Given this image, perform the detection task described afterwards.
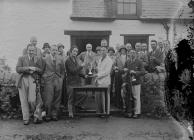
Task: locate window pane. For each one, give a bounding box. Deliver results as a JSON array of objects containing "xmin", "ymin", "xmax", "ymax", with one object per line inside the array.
[
  {"xmin": 124, "ymin": 0, "xmax": 136, "ymax": 2},
  {"xmin": 129, "ymin": 3, "xmax": 136, "ymax": 15},
  {"xmin": 124, "ymin": 3, "xmax": 136, "ymax": 15},
  {"xmin": 117, "ymin": 3, "xmax": 124, "ymax": 15}
]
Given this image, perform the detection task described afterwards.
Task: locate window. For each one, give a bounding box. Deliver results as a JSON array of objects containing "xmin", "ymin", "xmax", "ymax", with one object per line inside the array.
[{"xmin": 117, "ymin": 0, "xmax": 140, "ymax": 19}]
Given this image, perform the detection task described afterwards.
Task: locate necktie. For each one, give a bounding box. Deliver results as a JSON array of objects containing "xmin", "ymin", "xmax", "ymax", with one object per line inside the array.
[
  {"xmin": 53, "ymin": 57, "xmax": 56, "ymax": 65},
  {"xmin": 29, "ymin": 56, "xmax": 34, "ymax": 66}
]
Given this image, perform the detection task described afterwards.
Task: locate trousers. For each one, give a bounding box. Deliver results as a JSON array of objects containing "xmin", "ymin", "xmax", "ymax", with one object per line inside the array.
[
  {"xmin": 18, "ymin": 75, "xmax": 42, "ymax": 121},
  {"xmin": 67, "ymin": 85, "xmax": 88, "ymax": 116},
  {"xmin": 95, "ymin": 86, "xmax": 110, "ymax": 115},
  {"xmin": 132, "ymin": 84, "xmax": 141, "ymax": 115},
  {"xmin": 42, "ymin": 77, "xmax": 63, "ymax": 118}
]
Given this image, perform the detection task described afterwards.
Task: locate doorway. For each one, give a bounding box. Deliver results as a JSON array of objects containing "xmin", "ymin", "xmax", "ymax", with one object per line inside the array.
[
  {"xmin": 64, "ymin": 30, "xmax": 112, "ymax": 54},
  {"xmin": 71, "ymin": 36, "xmax": 109, "ymax": 54}
]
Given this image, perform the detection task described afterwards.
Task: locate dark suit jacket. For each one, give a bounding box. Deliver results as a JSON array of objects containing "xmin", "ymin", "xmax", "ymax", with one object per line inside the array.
[
  {"xmin": 124, "ymin": 58, "xmax": 145, "ymax": 85},
  {"xmin": 42, "ymin": 54, "xmax": 65, "ymax": 81},
  {"xmin": 146, "ymin": 49, "xmax": 163, "ymax": 72},
  {"xmin": 16, "ymin": 55, "xmax": 43, "ymax": 87},
  {"xmin": 65, "ymin": 56, "xmax": 84, "ymax": 86}
]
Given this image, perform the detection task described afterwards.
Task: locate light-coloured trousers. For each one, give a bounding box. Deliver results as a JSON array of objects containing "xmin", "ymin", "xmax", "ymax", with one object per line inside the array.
[
  {"xmin": 132, "ymin": 84, "xmax": 141, "ymax": 115},
  {"xmin": 95, "ymin": 86, "xmax": 110, "ymax": 115},
  {"xmin": 18, "ymin": 75, "xmax": 42, "ymax": 121}
]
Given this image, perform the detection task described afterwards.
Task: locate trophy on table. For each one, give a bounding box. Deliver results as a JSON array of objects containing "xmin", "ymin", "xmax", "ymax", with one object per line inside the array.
[{"xmin": 88, "ymin": 63, "xmax": 93, "ymax": 76}]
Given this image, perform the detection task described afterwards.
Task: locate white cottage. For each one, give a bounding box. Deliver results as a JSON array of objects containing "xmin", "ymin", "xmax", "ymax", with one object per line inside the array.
[
  {"xmin": 64, "ymin": 0, "xmax": 193, "ymax": 51},
  {"xmin": 0, "ymin": 0, "xmax": 193, "ymax": 69}
]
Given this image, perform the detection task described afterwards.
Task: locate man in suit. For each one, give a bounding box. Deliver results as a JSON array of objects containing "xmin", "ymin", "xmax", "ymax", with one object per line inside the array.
[
  {"xmin": 146, "ymin": 40, "xmax": 163, "ymax": 72},
  {"xmin": 23, "ymin": 36, "xmax": 42, "ymax": 58},
  {"xmin": 16, "ymin": 44, "xmax": 43, "ymax": 125},
  {"xmin": 65, "ymin": 46, "xmax": 88, "ymax": 118},
  {"xmin": 93, "ymin": 46, "xmax": 113, "ymax": 117},
  {"xmin": 42, "ymin": 45, "xmax": 65, "ymax": 121},
  {"xmin": 78, "ymin": 43, "xmax": 96, "ymax": 85},
  {"xmin": 57, "ymin": 43, "xmax": 68, "ymax": 107},
  {"xmin": 123, "ymin": 50, "xmax": 145, "ymax": 118}
]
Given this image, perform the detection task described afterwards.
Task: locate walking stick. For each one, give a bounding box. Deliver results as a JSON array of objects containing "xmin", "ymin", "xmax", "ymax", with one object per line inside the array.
[{"xmin": 32, "ymin": 72, "xmax": 42, "ymax": 118}]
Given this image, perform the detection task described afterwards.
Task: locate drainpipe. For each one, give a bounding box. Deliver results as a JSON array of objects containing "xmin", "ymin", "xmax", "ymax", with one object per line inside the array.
[{"xmin": 162, "ymin": 21, "xmax": 170, "ymax": 42}]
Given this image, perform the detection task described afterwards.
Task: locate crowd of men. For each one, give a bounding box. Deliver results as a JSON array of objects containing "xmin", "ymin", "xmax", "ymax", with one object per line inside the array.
[{"xmin": 16, "ymin": 36, "xmax": 169, "ymax": 125}]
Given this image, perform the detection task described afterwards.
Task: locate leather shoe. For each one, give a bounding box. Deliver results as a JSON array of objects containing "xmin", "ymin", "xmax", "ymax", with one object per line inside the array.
[
  {"xmin": 125, "ymin": 113, "xmax": 133, "ymax": 118},
  {"xmin": 132, "ymin": 114, "xmax": 140, "ymax": 119},
  {"xmin": 52, "ymin": 117, "xmax": 58, "ymax": 121},
  {"xmin": 33, "ymin": 117, "xmax": 42, "ymax": 124},
  {"xmin": 23, "ymin": 120, "xmax": 29, "ymax": 125},
  {"xmin": 45, "ymin": 117, "xmax": 51, "ymax": 122},
  {"xmin": 75, "ymin": 106, "xmax": 86, "ymax": 111},
  {"xmin": 69, "ymin": 114, "xmax": 74, "ymax": 118}
]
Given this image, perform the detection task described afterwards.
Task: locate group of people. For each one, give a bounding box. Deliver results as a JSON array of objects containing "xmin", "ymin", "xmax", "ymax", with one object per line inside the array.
[{"xmin": 16, "ymin": 36, "xmax": 169, "ymax": 125}]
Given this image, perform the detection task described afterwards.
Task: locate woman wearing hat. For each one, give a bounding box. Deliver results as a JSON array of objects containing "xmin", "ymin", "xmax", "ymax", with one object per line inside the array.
[{"xmin": 112, "ymin": 45, "xmax": 128, "ymax": 109}]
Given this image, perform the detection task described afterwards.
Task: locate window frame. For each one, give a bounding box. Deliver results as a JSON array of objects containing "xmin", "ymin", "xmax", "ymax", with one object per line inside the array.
[{"xmin": 116, "ymin": 0, "xmax": 142, "ymax": 20}]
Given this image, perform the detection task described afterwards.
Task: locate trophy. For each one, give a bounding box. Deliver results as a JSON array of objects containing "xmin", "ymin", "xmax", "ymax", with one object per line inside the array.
[
  {"xmin": 88, "ymin": 63, "xmax": 93, "ymax": 76},
  {"xmin": 130, "ymin": 70, "xmax": 136, "ymax": 82}
]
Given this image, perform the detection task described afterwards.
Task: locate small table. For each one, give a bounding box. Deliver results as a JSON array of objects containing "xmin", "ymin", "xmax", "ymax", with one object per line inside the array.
[{"xmin": 73, "ymin": 85, "xmax": 109, "ymax": 117}]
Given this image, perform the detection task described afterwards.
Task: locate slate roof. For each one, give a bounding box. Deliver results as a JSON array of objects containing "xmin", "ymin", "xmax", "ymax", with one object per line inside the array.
[
  {"xmin": 141, "ymin": 0, "xmax": 194, "ymax": 19},
  {"xmin": 71, "ymin": 0, "xmax": 194, "ymax": 20}
]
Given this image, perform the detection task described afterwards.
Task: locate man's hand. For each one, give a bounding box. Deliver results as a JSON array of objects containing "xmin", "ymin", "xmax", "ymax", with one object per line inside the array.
[
  {"xmin": 24, "ymin": 67, "xmax": 31, "ymax": 73},
  {"xmin": 92, "ymin": 74, "xmax": 98, "ymax": 78},
  {"xmin": 80, "ymin": 62, "xmax": 86, "ymax": 67},
  {"xmin": 150, "ymin": 56, "xmax": 156, "ymax": 61},
  {"xmin": 123, "ymin": 68, "xmax": 128, "ymax": 72},
  {"xmin": 114, "ymin": 66, "xmax": 118, "ymax": 70},
  {"xmin": 130, "ymin": 70, "xmax": 136, "ymax": 74},
  {"xmin": 85, "ymin": 75, "xmax": 88, "ymax": 79}
]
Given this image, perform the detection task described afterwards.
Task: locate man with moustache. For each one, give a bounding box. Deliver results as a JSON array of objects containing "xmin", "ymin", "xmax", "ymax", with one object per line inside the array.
[{"xmin": 42, "ymin": 45, "xmax": 65, "ymax": 121}]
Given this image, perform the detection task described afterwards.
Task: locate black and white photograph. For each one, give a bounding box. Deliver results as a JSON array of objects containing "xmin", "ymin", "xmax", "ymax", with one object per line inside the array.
[{"xmin": 0, "ymin": 0, "xmax": 194, "ymax": 139}]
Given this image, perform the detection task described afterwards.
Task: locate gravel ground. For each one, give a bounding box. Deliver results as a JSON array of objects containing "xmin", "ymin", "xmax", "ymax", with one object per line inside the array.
[{"xmin": 0, "ymin": 116, "xmax": 190, "ymax": 140}]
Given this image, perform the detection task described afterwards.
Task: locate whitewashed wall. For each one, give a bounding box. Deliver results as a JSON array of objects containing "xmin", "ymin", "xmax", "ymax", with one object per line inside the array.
[{"xmin": 0, "ymin": 0, "xmax": 187, "ymax": 71}]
